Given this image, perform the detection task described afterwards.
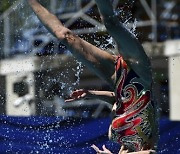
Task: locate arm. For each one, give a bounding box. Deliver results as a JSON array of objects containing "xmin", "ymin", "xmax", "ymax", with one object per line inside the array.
[
  {"xmin": 28, "ymin": 0, "xmax": 65, "ymax": 38},
  {"xmin": 65, "ymin": 89, "xmax": 115, "ymax": 105},
  {"xmin": 28, "ymin": 0, "xmax": 116, "ymax": 87},
  {"xmin": 95, "ymin": 0, "xmax": 152, "ymax": 87}
]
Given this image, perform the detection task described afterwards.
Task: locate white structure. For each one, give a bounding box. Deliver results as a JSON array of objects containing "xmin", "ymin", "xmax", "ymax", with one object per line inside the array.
[
  {"xmin": 5, "ymin": 72, "xmax": 35, "ymax": 116},
  {"xmin": 164, "ymin": 40, "xmax": 180, "ymax": 121},
  {"xmin": 0, "ymin": 55, "xmax": 74, "ymax": 116}
]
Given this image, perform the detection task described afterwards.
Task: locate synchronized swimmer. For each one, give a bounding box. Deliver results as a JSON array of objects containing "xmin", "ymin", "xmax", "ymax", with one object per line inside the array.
[{"xmin": 28, "ymin": 0, "xmax": 158, "ymax": 153}]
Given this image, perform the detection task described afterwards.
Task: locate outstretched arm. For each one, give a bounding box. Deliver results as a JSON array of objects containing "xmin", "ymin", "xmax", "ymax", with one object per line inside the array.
[
  {"xmin": 95, "ymin": 0, "xmax": 152, "ymax": 87},
  {"xmin": 28, "ymin": 0, "xmax": 116, "ymax": 87},
  {"xmin": 65, "ymin": 89, "xmax": 115, "ymax": 105}
]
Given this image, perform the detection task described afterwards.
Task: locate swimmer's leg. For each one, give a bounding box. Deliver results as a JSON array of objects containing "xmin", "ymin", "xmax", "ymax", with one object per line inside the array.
[
  {"xmin": 28, "ymin": 0, "xmax": 116, "ymax": 86},
  {"xmin": 95, "ymin": 0, "xmax": 152, "ymax": 86}
]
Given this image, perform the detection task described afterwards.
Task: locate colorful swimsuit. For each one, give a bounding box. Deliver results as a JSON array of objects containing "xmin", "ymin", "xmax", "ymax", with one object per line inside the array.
[{"xmin": 110, "ymin": 56, "xmax": 158, "ymax": 151}]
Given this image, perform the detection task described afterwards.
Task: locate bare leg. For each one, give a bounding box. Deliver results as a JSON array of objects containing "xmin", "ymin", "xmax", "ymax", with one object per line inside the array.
[
  {"xmin": 28, "ymin": 0, "xmax": 116, "ymax": 87},
  {"xmin": 95, "ymin": 0, "xmax": 152, "ymax": 87}
]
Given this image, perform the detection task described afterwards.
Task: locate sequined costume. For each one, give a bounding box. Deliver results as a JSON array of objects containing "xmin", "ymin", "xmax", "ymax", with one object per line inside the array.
[{"xmin": 110, "ymin": 56, "xmax": 158, "ymax": 151}]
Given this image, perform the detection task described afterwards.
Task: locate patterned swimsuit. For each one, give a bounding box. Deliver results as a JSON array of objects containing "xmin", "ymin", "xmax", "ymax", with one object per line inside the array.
[{"xmin": 110, "ymin": 56, "xmax": 158, "ymax": 151}]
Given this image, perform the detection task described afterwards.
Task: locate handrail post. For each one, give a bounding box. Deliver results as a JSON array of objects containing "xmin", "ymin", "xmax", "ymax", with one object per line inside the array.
[
  {"xmin": 3, "ymin": 16, "xmax": 10, "ymax": 58},
  {"xmin": 152, "ymin": 0, "xmax": 157, "ymax": 42},
  {"xmin": 50, "ymin": 0, "xmax": 57, "ymax": 13}
]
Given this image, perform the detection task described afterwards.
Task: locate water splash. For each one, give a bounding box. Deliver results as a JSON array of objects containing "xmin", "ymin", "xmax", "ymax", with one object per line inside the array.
[
  {"xmin": 123, "ymin": 18, "xmax": 138, "ymax": 38},
  {"xmin": 67, "ymin": 60, "xmax": 84, "ymax": 96},
  {"xmin": 72, "ymin": 61, "xmax": 83, "ymax": 86},
  {"xmin": 99, "ymin": 35, "xmax": 116, "ymax": 54},
  {"xmin": 114, "ymin": 0, "xmax": 137, "ymax": 38}
]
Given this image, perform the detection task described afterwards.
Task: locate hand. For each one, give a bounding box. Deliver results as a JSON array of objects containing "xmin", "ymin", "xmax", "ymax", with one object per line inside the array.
[
  {"xmin": 65, "ymin": 89, "xmax": 89, "ymax": 102},
  {"xmin": 118, "ymin": 145, "xmax": 156, "ymax": 154},
  {"xmin": 91, "ymin": 144, "xmax": 113, "ymax": 154}
]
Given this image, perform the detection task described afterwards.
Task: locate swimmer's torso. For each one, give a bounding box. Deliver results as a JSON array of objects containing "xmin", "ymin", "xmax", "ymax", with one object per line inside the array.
[{"xmin": 110, "ymin": 55, "xmax": 158, "ymax": 151}]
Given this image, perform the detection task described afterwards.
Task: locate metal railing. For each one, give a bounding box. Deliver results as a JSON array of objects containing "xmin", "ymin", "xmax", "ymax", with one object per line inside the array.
[{"xmin": 2, "ymin": 0, "xmax": 176, "ymax": 59}]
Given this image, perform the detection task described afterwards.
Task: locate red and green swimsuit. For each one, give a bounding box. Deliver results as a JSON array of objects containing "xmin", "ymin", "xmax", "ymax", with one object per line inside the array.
[{"xmin": 111, "ymin": 56, "xmax": 158, "ymax": 151}]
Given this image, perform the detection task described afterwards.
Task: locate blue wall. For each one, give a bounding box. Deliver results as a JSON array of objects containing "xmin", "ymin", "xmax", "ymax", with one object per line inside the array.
[{"xmin": 0, "ymin": 116, "xmax": 180, "ymax": 154}]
